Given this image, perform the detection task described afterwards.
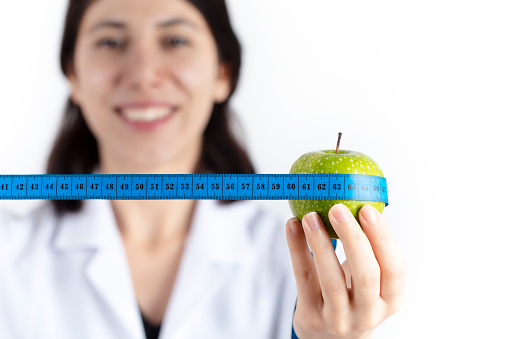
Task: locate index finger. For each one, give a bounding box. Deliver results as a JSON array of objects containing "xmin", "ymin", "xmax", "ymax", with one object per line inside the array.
[
  {"xmin": 301, "ymin": 212, "xmax": 350, "ymax": 307},
  {"xmin": 285, "ymin": 217, "xmax": 323, "ymax": 310}
]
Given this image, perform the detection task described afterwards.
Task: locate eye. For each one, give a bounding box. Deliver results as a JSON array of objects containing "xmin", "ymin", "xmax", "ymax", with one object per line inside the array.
[
  {"xmin": 163, "ymin": 36, "xmax": 189, "ymax": 48},
  {"xmin": 98, "ymin": 38, "xmax": 125, "ymax": 50}
]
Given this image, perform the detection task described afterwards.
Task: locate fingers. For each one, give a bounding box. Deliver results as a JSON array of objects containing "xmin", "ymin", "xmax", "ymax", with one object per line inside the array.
[
  {"xmin": 300, "ymin": 212, "xmax": 349, "ymax": 308},
  {"xmin": 285, "ymin": 218, "xmax": 322, "ymax": 310},
  {"xmin": 359, "ymin": 205, "xmax": 406, "ymax": 310},
  {"xmin": 287, "ymin": 203, "xmax": 405, "ymax": 339},
  {"xmin": 329, "ymin": 204, "xmax": 381, "ymax": 309}
]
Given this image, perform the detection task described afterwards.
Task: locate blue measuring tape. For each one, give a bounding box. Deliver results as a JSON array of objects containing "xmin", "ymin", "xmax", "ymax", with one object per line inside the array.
[{"xmin": 0, "ymin": 174, "xmax": 388, "ymax": 204}]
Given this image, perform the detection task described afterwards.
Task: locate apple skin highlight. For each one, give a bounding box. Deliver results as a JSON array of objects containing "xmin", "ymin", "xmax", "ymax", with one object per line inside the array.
[{"xmin": 288, "ymin": 150, "xmax": 385, "ymax": 239}]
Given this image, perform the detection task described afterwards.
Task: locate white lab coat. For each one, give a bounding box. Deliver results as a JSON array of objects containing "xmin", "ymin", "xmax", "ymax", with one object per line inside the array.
[{"xmin": 0, "ymin": 197, "xmax": 345, "ymax": 339}]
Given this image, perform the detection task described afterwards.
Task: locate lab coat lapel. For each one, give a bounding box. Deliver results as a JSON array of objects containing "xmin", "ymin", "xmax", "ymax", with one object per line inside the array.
[
  {"xmin": 53, "ymin": 199, "xmax": 145, "ymax": 339},
  {"xmin": 160, "ymin": 199, "xmax": 257, "ymax": 338},
  {"xmin": 53, "ymin": 194, "xmax": 259, "ymax": 339}
]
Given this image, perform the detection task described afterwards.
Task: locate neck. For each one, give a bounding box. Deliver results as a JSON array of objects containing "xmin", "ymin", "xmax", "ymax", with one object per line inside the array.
[
  {"xmin": 112, "ymin": 199, "xmax": 197, "ymax": 250},
  {"xmin": 97, "ymin": 139, "xmax": 204, "ymax": 249}
]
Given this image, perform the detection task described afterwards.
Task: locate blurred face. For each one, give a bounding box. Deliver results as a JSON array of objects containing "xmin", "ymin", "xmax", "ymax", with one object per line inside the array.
[{"xmin": 67, "ymin": 0, "xmax": 230, "ymax": 172}]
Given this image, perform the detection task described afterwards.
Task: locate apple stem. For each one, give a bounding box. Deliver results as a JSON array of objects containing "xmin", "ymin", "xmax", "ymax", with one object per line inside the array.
[{"xmin": 335, "ymin": 132, "xmax": 342, "ymax": 154}]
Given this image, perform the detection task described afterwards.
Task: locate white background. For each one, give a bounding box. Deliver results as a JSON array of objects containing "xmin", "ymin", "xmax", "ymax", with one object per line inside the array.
[{"xmin": 1, "ymin": 1, "xmax": 508, "ymax": 338}]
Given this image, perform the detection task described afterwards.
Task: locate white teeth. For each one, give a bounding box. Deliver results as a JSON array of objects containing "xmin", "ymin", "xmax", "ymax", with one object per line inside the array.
[{"xmin": 121, "ymin": 107, "xmax": 173, "ymax": 122}]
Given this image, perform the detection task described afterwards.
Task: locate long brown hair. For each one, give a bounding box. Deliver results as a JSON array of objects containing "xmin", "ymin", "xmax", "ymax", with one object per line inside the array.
[{"xmin": 47, "ymin": 0, "xmax": 256, "ymax": 216}]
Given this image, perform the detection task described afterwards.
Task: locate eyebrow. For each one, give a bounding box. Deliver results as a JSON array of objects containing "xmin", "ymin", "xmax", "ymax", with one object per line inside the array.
[{"xmin": 88, "ymin": 18, "xmax": 197, "ymax": 34}]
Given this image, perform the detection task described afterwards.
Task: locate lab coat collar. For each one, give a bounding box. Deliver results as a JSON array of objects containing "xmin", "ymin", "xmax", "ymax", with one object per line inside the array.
[
  {"xmin": 52, "ymin": 198, "xmax": 257, "ymax": 266},
  {"xmin": 51, "ymin": 193, "xmax": 259, "ymax": 339},
  {"xmin": 52, "ymin": 198, "xmax": 144, "ymax": 338}
]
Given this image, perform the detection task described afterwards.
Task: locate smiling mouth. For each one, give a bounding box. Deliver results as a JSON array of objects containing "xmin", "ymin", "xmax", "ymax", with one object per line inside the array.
[{"xmin": 116, "ymin": 106, "xmax": 177, "ymax": 123}]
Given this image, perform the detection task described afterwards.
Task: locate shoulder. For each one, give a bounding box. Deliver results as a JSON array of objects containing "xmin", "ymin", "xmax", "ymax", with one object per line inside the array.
[
  {"xmin": 216, "ymin": 200, "xmax": 289, "ymax": 248},
  {"xmin": 0, "ymin": 202, "xmax": 58, "ymax": 261},
  {"xmin": 199, "ymin": 199, "xmax": 291, "ymax": 267},
  {"xmin": 222, "ymin": 200, "xmax": 293, "ymax": 272}
]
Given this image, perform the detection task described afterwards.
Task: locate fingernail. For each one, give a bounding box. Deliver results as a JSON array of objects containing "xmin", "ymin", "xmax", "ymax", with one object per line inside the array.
[
  {"xmin": 331, "ymin": 204, "xmax": 351, "ymax": 222},
  {"xmin": 305, "ymin": 212, "xmax": 321, "ymax": 230},
  {"xmin": 289, "ymin": 218, "xmax": 301, "ymax": 234},
  {"xmin": 362, "ymin": 205, "xmax": 378, "ymax": 223}
]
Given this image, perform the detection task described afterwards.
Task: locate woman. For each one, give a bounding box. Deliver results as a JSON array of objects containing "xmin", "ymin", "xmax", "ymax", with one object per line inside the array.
[{"xmin": 0, "ymin": 0, "xmax": 405, "ymax": 338}]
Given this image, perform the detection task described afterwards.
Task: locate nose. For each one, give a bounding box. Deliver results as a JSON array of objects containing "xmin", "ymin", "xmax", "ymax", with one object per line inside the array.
[{"xmin": 121, "ymin": 41, "xmax": 165, "ymax": 92}]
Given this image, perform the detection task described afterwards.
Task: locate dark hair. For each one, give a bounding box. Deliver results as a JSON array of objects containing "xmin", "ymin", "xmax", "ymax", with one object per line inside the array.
[{"xmin": 47, "ymin": 0, "xmax": 256, "ymax": 216}]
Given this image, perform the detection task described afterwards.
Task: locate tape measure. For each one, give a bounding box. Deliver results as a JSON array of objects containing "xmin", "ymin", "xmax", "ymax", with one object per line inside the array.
[{"xmin": 0, "ymin": 174, "xmax": 388, "ymax": 204}]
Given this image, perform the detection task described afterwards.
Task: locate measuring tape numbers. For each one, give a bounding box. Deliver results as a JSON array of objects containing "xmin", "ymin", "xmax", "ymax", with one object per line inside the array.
[{"xmin": 0, "ymin": 174, "xmax": 388, "ymax": 204}]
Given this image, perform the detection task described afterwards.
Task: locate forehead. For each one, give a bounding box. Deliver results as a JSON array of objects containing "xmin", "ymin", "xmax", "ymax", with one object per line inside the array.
[{"xmin": 81, "ymin": 0, "xmax": 207, "ymax": 33}]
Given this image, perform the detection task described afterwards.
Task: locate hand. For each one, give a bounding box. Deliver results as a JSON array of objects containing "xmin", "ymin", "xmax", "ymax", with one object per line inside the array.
[{"xmin": 285, "ymin": 204, "xmax": 405, "ymax": 339}]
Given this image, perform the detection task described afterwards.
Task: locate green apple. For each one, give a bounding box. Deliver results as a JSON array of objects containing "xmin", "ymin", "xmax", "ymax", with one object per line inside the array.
[{"xmin": 288, "ymin": 133, "xmax": 385, "ymax": 239}]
